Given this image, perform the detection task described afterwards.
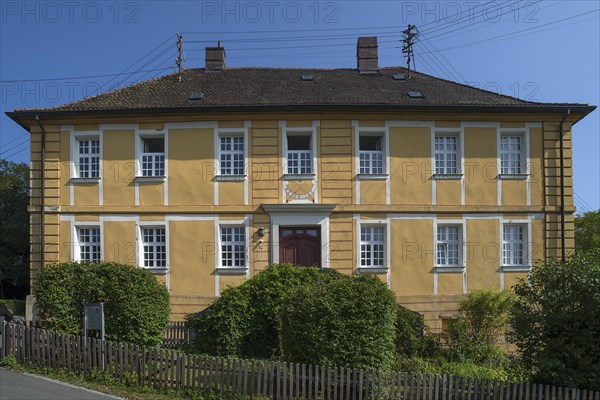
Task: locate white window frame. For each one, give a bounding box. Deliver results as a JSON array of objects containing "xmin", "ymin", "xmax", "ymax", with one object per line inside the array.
[
  {"xmin": 435, "ymin": 224, "xmax": 464, "ymax": 268},
  {"xmin": 137, "ymin": 224, "xmax": 168, "ymax": 271},
  {"xmin": 135, "ymin": 132, "xmax": 166, "ymax": 178},
  {"xmin": 434, "ymin": 135, "xmax": 460, "ymax": 175},
  {"xmin": 359, "ymin": 224, "xmax": 387, "ymax": 270},
  {"xmin": 70, "ymin": 133, "xmax": 102, "ymax": 180},
  {"xmin": 216, "ymin": 220, "xmax": 250, "ymax": 274},
  {"xmin": 283, "ymin": 130, "xmax": 316, "ymax": 177},
  {"xmin": 219, "ymin": 225, "xmax": 247, "ymax": 268},
  {"xmin": 218, "ymin": 135, "xmax": 245, "ymax": 176},
  {"xmin": 355, "ymin": 128, "xmax": 389, "ymax": 179},
  {"xmin": 499, "ymin": 133, "xmax": 526, "ymax": 176},
  {"xmin": 358, "ymin": 134, "xmax": 385, "ymax": 175},
  {"xmin": 501, "ymin": 223, "xmax": 530, "ymax": 268},
  {"xmin": 72, "ymin": 224, "xmax": 103, "ymax": 262}
]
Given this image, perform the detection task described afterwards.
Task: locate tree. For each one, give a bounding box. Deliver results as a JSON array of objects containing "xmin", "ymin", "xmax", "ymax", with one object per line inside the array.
[
  {"xmin": 575, "ymin": 210, "xmax": 600, "ymax": 254},
  {"xmin": 510, "ymin": 253, "xmax": 600, "ymax": 390},
  {"xmin": 0, "ymin": 160, "xmax": 29, "ymax": 299}
]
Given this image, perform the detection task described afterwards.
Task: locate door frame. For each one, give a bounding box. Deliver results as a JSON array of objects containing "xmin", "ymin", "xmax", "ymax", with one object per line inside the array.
[{"xmin": 262, "ymin": 204, "xmax": 335, "ymax": 268}]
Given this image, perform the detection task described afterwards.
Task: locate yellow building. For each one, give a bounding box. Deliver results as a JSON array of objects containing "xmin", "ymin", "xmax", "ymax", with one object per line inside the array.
[{"xmin": 7, "ymin": 37, "xmax": 595, "ymax": 330}]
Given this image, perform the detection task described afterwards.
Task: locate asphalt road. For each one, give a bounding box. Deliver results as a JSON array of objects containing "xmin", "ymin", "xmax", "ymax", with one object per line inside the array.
[{"xmin": 0, "ymin": 368, "xmax": 122, "ymax": 400}]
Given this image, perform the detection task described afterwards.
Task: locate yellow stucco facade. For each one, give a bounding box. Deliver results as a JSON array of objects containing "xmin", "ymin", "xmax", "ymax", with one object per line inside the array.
[{"xmin": 23, "ymin": 112, "xmax": 578, "ymax": 329}]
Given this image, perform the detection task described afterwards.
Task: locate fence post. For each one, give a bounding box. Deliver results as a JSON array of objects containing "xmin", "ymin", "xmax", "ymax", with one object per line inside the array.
[{"xmin": 0, "ymin": 318, "xmax": 5, "ymax": 359}]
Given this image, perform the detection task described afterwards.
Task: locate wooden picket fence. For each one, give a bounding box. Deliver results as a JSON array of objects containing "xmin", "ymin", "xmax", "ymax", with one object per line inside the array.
[
  {"xmin": 162, "ymin": 321, "xmax": 192, "ymax": 349},
  {"xmin": 1, "ymin": 322, "xmax": 598, "ymax": 400}
]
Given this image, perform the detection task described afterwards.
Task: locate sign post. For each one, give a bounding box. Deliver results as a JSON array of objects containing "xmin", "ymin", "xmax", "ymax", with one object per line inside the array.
[{"xmin": 84, "ymin": 302, "xmax": 105, "ymax": 369}]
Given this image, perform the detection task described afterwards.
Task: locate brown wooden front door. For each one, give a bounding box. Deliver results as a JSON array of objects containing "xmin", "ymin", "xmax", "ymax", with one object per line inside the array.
[{"xmin": 279, "ymin": 227, "xmax": 321, "ymax": 267}]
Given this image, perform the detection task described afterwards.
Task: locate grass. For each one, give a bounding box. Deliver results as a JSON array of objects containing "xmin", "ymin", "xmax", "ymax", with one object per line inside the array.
[
  {"xmin": 0, "ymin": 299, "xmax": 26, "ymax": 317},
  {"xmin": 1, "ymin": 355, "xmax": 266, "ymax": 400}
]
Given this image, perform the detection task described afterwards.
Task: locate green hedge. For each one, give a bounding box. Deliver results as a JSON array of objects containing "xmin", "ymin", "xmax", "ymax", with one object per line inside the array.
[
  {"xmin": 279, "ymin": 273, "xmax": 397, "ymax": 370},
  {"xmin": 188, "ymin": 264, "xmax": 338, "ymax": 358},
  {"xmin": 395, "ymin": 304, "xmax": 440, "ymax": 358},
  {"xmin": 34, "ymin": 262, "xmax": 170, "ymax": 346}
]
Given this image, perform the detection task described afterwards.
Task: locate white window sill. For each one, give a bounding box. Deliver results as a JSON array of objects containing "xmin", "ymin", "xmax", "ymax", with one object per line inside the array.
[
  {"xmin": 432, "ymin": 173, "xmax": 463, "ymax": 180},
  {"xmin": 501, "ymin": 265, "xmax": 531, "ymax": 272},
  {"xmin": 71, "ymin": 177, "xmax": 101, "ymax": 184},
  {"xmin": 135, "ymin": 175, "xmax": 166, "ymax": 182},
  {"xmin": 284, "ymin": 173, "xmax": 316, "ymax": 180},
  {"xmin": 357, "ymin": 173, "xmax": 389, "ymax": 180},
  {"xmin": 141, "ymin": 267, "xmax": 169, "ymax": 274},
  {"xmin": 357, "ymin": 266, "xmax": 389, "ymax": 274},
  {"xmin": 216, "ymin": 267, "xmax": 248, "ymax": 275},
  {"xmin": 435, "ymin": 266, "xmax": 466, "ymax": 273},
  {"xmin": 215, "ymin": 174, "xmax": 246, "ymax": 182},
  {"xmin": 499, "ymin": 174, "xmax": 528, "ymax": 180}
]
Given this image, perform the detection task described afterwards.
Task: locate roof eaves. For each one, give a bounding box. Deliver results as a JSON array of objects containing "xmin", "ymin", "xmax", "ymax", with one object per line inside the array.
[{"xmin": 7, "ymin": 104, "xmax": 596, "ymax": 129}]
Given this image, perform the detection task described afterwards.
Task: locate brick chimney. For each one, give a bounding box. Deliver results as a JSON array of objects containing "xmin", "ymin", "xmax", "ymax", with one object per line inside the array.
[
  {"xmin": 205, "ymin": 42, "xmax": 226, "ymax": 71},
  {"xmin": 357, "ymin": 36, "xmax": 378, "ymax": 74}
]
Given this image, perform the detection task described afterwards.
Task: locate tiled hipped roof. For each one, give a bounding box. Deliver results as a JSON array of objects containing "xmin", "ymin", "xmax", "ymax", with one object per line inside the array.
[
  {"xmin": 11, "ymin": 67, "xmax": 589, "ymax": 114},
  {"xmin": 7, "ymin": 35, "xmax": 595, "ymax": 124}
]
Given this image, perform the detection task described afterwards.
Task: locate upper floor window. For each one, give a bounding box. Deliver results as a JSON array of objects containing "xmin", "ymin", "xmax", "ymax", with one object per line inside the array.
[
  {"xmin": 434, "ymin": 136, "xmax": 458, "ymax": 174},
  {"xmin": 220, "ymin": 226, "xmax": 246, "ymax": 268},
  {"xmin": 76, "ymin": 226, "xmax": 101, "ymax": 262},
  {"xmin": 500, "ymin": 135, "xmax": 523, "ymax": 175},
  {"xmin": 141, "ymin": 227, "xmax": 166, "ymax": 269},
  {"xmin": 359, "ymin": 136, "xmax": 384, "ymax": 174},
  {"xmin": 220, "ymin": 136, "xmax": 245, "ymax": 175},
  {"xmin": 141, "ymin": 137, "xmax": 165, "ymax": 177},
  {"xmin": 502, "ymin": 224, "xmax": 527, "ymax": 266},
  {"xmin": 286, "ymin": 134, "xmax": 312, "ymax": 175},
  {"xmin": 360, "ymin": 226, "xmax": 385, "ymax": 268},
  {"xmin": 76, "ymin": 138, "xmax": 100, "ymax": 178},
  {"xmin": 436, "ymin": 225, "xmax": 462, "ymax": 266}
]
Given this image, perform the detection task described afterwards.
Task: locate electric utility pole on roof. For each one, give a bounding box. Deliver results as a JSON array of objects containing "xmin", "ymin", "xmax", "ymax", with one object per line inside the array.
[
  {"xmin": 177, "ymin": 33, "xmax": 183, "ymax": 82},
  {"xmin": 402, "ymin": 25, "xmax": 418, "ymax": 78}
]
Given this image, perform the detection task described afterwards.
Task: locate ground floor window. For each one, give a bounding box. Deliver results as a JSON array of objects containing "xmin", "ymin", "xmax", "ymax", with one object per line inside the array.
[
  {"xmin": 76, "ymin": 226, "xmax": 101, "ymax": 262},
  {"xmin": 360, "ymin": 226, "xmax": 385, "ymax": 267},
  {"xmin": 221, "ymin": 226, "xmax": 246, "ymax": 268},
  {"xmin": 141, "ymin": 227, "xmax": 167, "ymax": 268},
  {"xmin": 436, "ymin": 225, "xmax": 462, "ymax": 266},
  {"xmin": 502, "ymin": 224, "xmax": 527, "ymax": 266}
]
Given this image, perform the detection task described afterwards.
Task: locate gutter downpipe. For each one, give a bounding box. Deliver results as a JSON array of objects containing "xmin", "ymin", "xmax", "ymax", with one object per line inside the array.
[
  {"xmin": 35, "ymin": 115, "xmax": 46, "ymax": 268},
  {"xmin": 559, "ymin": 109, "xmax": 570, "ymax": 262}
]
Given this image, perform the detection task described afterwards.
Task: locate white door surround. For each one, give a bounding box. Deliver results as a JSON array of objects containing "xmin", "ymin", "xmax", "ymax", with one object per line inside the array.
[{"xmin": 262, "ymin": 204, "xmax": 336, "ymax": 268}]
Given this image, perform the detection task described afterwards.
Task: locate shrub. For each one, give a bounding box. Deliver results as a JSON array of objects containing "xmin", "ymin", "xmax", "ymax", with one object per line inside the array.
[
  {"xmin": 188, "ymin": 264, "xmax": 338, "ymax": 358},
  {"xmin": 395, "ymin": 304, "xmax": 440, "ymax": 358},
  {"xmin": 442, "ymin": 289, "xmax": 514, "ymax": 365},
  {"xmin": 393, "ymin": 356, "xmax": 524, "ymax": 381},
  {"xmin": 510, "ymin": 253, "xmax": 600, "ymax": 390},
  {"xmin": 279, "ymin": 273, "xmax": 397, "ymax": 370},
  {"xmin": 35, "ymin": 262, "xmax": 170, "ymax": 346},
  {"xmin": 457, "ymin": 289, "xmax": 516, "ymax": 345}
]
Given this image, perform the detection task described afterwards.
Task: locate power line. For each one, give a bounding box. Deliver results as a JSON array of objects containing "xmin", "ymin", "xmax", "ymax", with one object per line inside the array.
[
  {"xmin": 425, "ymin": 0, "xmax": 561, "ymax": 43},
  {"xmin": 0, "ymin": 133, "xmax": 28, "ymax": 150},
  {"xmin": 418, "ymin": 33, "xmax": 466, "ymax": 82},
  {"xmin": 575, "ymin": 193, "xmax": 596, "ymax": 212},
  {"xmin": 420, "ymin": 0, "xmax": 537, "ymax": 37},
  {"xmin": 1, "ymin": 145, "xmax": 29, "ymax": 161},
  {"xmin": 112, "ymin": 45, "xmax": 177, "ymax": 90},
  {"xmin": 95, "ymin": 35, "xmax": 176, "ymax": 94},
  {"xmin": 419, "ymin": 9, "xmax": 599, "ymax": 55},
  {"xmin": 0, "ymin": 68, "xmax": 176, "ymax": 83},
  {"xmin": 0, "ymin": 136, "xmax": 29, "ymax": 156},
  {"xmin": 129, "ymin": 53, "xmax": 178, "ymax": 85}
]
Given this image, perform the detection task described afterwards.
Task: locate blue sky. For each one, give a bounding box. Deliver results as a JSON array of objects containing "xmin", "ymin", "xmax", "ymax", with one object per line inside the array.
[{"xmin": 1, "ymin": 0, "xmax": 598, "ymax": 211}]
